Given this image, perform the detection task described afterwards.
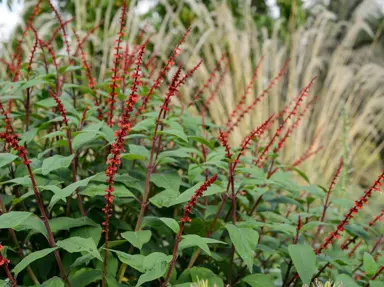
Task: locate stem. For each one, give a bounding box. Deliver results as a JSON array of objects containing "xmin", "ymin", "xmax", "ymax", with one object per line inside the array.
[
  {"xmin": 364, "ymin": 266, "xmax": 384, "ymax": 287},
  {"xmin": 0, "ymin": 196, "xmax": 39, "ymax": 284},
  {"xmin": 25, "ymin": 162, "xmax": 71, "ymax": 287},
  {"xmin": 162, "ymin": 222, "xmax": 185, "ymax": 286}
]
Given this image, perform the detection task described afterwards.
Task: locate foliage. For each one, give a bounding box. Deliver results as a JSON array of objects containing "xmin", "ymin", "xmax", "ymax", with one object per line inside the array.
[{"xmin": 0, "ymin": 1, "xmax": 383, "ymax": 287}]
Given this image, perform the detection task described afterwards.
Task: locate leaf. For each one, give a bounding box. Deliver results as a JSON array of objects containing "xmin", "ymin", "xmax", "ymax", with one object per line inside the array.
[
  {"xmin": 111, "ymin": 250, "xmax": 145, "ymax": 272},
  {"xmin": 169, "ymin": 183, "xmax": 224, "ymax": 207},
  {"xmin": 163, "ymin": 128, "xmax": 188, "ymax": 142},
  {"xmin": 136, "ymin": 252, "xmax": 172, "ymax": 287},
  {"xmin": 242, "ymin": 274, "xmax": 275, "ymax": 287},
  {"xmin": 335, "ymin": 274, "xmax": 359, "ymax": 287},
  {"xmin": 189, "ymin": 267, "xmax": 224, "ymax": 287},
  {"xmin": 13, "ymin": 247, "xmax": 58, "ymax": 277},
  {"xmin": 301, "ymin": 221, "xmax": 331, "ymax": 233},
  {"xmin": 49, "ymin": 217, "xmax": 98, "ymax": 233},
  {"xmin": 72, "ymin": 132, "xmax": 97, "ymax": 150},
  {"xmin": 0, "ymin": 153, "xmax": 18, "ymax": 168},
  {"xmin": 56, "ymin": 237, "xmax": 102, "ymax": 261},
  {"xmin": 121, "ymin": 144, "xmax": 150, "ymax": 161},
  {"xmin": 80, "ymin": 184, "xmax": 134, "ymax": 198},
  {"xmin": 159, "ymin": 218, "xmax": 180, "ymax": 233},
  {"xmin": 151, "ymin": 172, "xmax": 182, "ymax": 191},
  {"xmin": 179, "ymin": 235, "xmax": 225, "ymax": 256},
  {"xmin": 69, "ymin": 268, "xmax": 102, "ymax": 287},
  {"xmin": 42, "ymin": 154, "xmax": 75, "ymax": 175},
  {"xmin": 149, "ymin": 189, "xmax": 180, "ymax": 208},
  {"xmin": 41, "ymin": 277, "xmax": 65, "ymax": 287},
  {"xmin": 363, "ymin": 252, "xmax": 378, "ymax": 276},
  {"xmin": 225, "ymin": 224, "xmax": 259, "ymax": 272},
  {"xmin": 121, "ymin": 230, "xmax": 151, "ymax": 250},
  {"xmin": 288, "ymin": 244, "xmax": 317, "ymax": 285},
  {"xmin": 48, "ymin": 175, "xmax": 96, "ymax": 210},
  {"xmin": 0, "ymin": 211, "xmax": 32, "ymax": 229}
]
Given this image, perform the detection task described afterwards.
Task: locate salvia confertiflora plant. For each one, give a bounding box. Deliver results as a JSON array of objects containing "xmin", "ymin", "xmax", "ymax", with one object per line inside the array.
[{"xmin": 0, "ymin": 1, "xmax": 383, "ymax": 287}]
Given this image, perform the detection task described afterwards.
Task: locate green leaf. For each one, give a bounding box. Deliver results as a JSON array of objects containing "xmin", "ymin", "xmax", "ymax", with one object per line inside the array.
[
  {"xmin": 0, "ymin": 153, "xmax": 18, "ymax": 168},
  {"xmin": 242, "ymin": 274, "xmax": 275, "ymax": 287},
  {"xmin": 111, "ymin": 250, "xmax": 145, "ymax": 272},
  {"xmin": 163, "ymin": 128, "xmax": 188, "ymax": 142},
  {"xmin": 300, "ymin": 221, "xmax": 331, "ymax": 233},
  {"xmin": 80, "ymin": 184, "xmax": 134, "ymax": 198},
  {"xmin": 121, "ymin": 230, "xmax": 151, "ymax": 250},
  {"xmin": 56, "ymin": 237, "xmax": 102, "ymax": 261},
  {"xmin": 288, "ymin": 244, "xmax": 317, "ymax": 285},
  {"xmin": 159, "ymin": 218, "xmax": 180, "ymax": 233},
  {"xmin": 149, "ymin": 189, "xmax": 180, "ymax": 208},
  {"xmin": 335, "ymin": 274, "xmax": 359, "ymax": 287},
  {"xmin": 121, "ymin": 144, "xmax": 150, "ymax": 161},
  {"xmin": 41, "ymin": 277, "xmax": 65, "ymax": 287},
  {"xmin": 225, "ymin": 224, "xmax": 259, "ymax": 272},
  {"xmin": 136, "ymin": 252, "xmax": 172, "ymax": 287},
  {"xmin": 48, "ymin": 175, "xmax": 96, "ymax": 210},
  {"xmin": 189, "ymin": 267, "xmax": 224, "ymax": 287},
  {"xmin": 13, "ymin": 247, "xmax": 58, "ymax": 277},
  {"xmin": 42, "ymin": 154, "xmax": 75, "ymax": 175},
  {"xmin": 369, "ymin": 281, "xmax": 383, "ymax": 287},
  {"xmin": 0, "ymin": 211, "xmax": 32, "ymax": 229},
  {"xmin": 179, "ymin": 235, "xmax": 226, "ymax": 256},
  {"xmin": 49, "ymin": 217, "xmax": 98, "ymax": 233},
  {"xmin": 72, "ymin": 132, "xmax": 98, "ymax": 150},
  {"xmin": 69, "ymin": 268, "xmax": 102, "ymax": 287},
  {"xmin": 151, "ymin": 172, "xmax": 182, "ymax": 191},
  {"xmin": 364, "ymin": 252, "xmax": 378, "ymax": 276},
  {"xmin": 169, "ymin": 183, "xmax": 224, "ymax": 207}
]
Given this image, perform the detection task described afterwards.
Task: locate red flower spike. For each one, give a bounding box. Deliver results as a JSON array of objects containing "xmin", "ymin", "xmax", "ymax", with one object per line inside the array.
[
  {"xmin": 227, "ymin": 55, "xmax": 264, "ymax": 121},
  {"xmin": 0, "ymin": 244, "xmax": 16, "ymax": 286},
  {"xmin": 273, "ymin": 97, "xmax": 316, "ymax": 154},
  {"xmin": 47, "ymin": 17, "xmax": 74, "ymax": 45},
  {"xmin": 233, "ymin": 115, "xmax": 274, "ymax": 170},
  {"xmin": 47, "ymin": 0, "xmax": 71, "ymax": 57},
  {"xmin": 134, "ymin": 27, "xmax": 191, "ymax": 120},
  {"xmin": 73, "ymin": 21, "xmax": 104, "ymax": 57},
  {"xmin": 254, "ymin": 77, "xmax": 317, "ymax": 167},
  {"xmin": 315, "ymin": 171, "xmax": 384, "ymax": 255},
  {"xmin": 175, "ymin": 59, "xmax": 204, "ymax": 89},
  {"xmin": 106, "ymin": 0, "xmax": 128, "ymax": 126},
  {"xmin": 218, "ymin": 129, "xmax": 232, "ymax": 160},
  {"xmin": 102, "ymin": 44, "xmax": 146, "ymax": 235},
  {"xmin": 226, "ymin": 60, "xmax": 290, "ymax": 134},
  {"xmin": 369, "ymin": 209, "xmax": 384, "ymax": 226},
  {"xmin": 189, "ymin": 54, "xmax": 227, "ymax": 106},
  {"xmin": 27, "ymin": 27, "xmax": 39, "ymax": 78}
]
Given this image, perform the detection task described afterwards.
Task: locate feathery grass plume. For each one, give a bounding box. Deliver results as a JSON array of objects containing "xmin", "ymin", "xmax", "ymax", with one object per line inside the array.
[
  {"xmin": 189, "ymin": 54, "xmax": 226, "ymax": 106},
  {"xmin": 226, "ymin": 60, "xmax": 290, "ymax": 134},
  {"xmin": 315, "ymin": 171, "xmax": 384, "ymax": 255},
  {"xmin": 254, "ymin": 77, "xmax": 317, "ymax": 168},
  {"xmin": 102, "ymin": 44, "xmax": 145, "ymax": 287},
  {"xmin": 135, "ymin": 27, "xmax": 191, "ymax": 120},
  {"xmin": 47, "ymin": 0, "xmax": 71, "ymax": 57},
  {"xmin": 0, "ymin": 101, "xmax": 70, "ymax": 286},
  {"xmin": 106, "ymin": 0, "xmax": 127, "ymax": 126},
  {"xmin": 162, "ymin": 174, "xmax": 218, "ymax": 287},
  {"xmin": 227, "ymin": 55, "xmax": 264, "ymax": 120},
  {"xmin": 313, "ymin": 159, "xmax": 343, "ymax": 245},
  {"xmin": 0, "ymin": 244, "xmax": 16, "ymax": 287}
]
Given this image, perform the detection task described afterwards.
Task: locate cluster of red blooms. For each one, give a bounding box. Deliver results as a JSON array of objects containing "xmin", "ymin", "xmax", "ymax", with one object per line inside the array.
[
  {"xmin": 47, "ymin": 0, "xmax": 71, "ymax": 56},
  {"xmin": 218, "ymin": 130, "xmax": 233, "ymax": 160},
  {"xmin": 102, "ymin": 45, "xmax": 145, "ymax": 233},
  {"xmin": 181, "ymin": 174, "xmax": 218, "ymax": 223},
  {"xmin": 49, "ymin": 89, "xmax": 69, "ymax": 126},
  {"xmin": 273, "ymin": 97, "xmax": 316, "ymax": 154},
  {"xmin": 107, "ymin": 0, "xmax": 127, "ymax": 126},
  {"xmin": 135, "ymin": 27, "xmax": 191, "ymax": 121},
  {"xmin": 254, "ymin": 77, "xmax": 316, "ymax": 168},
  {"xmin": 0, "ymin": 103, "xmax": 31, "ymax": 165},
  {"xmin": 227, "ymin": 56, "xmax": 264, "ymax": 121},
  {"xmin": 0, "ymin": 244, "xmax": 16, "ymax": 286},
  {"xmin": 234, "ymin": 115, "xmax": 274, "ymax": 169},
  {"xmin": 189, "ymin": 54, "xmax": 227, "ymax": 106},
  {"xmin": 73, "ymin": 29, "xmax": 96, "ymax": 90},
  {"xmin": 175, "ymin": 60, "xmax": 204, "ymax": 89},
  {"xmin": 369, "ymin": 209, "xmax": 384, "ymax": 226},
  {"xmin": 315, "ymin": 171, "xmax": 384, "ymax": 255},
  {"xmin": 27, "ymin": 31, "xmax": 39, "ymax": 77},
  {"xmin": 226, "ymin": 60, "xmax": 290, "ymax": 134}
]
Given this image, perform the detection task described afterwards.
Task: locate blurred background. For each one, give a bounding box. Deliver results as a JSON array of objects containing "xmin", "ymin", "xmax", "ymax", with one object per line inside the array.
[{"xmin": 1, "ymin": 0, "xmax": 383, "ymax": 211}]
